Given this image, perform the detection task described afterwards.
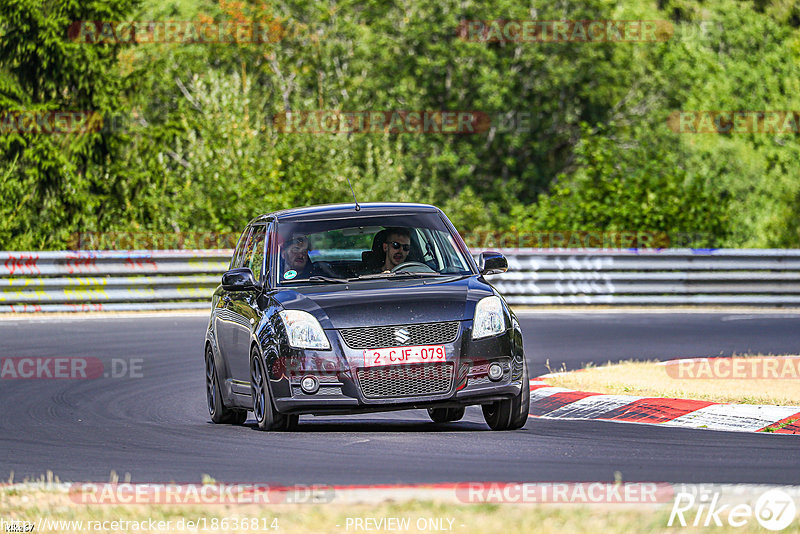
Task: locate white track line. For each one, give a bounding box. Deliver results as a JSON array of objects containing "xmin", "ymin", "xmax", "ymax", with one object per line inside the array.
[
  {"xmin": 544, "ymin": 394, "xmax": 645, "ymax": 419},
  {"xmin": 665, "ymin": 404, "xmax": 800, "ymax": 432}
]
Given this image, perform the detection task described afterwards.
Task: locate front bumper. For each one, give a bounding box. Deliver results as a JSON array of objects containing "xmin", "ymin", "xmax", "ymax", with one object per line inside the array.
[{"xmin": 269, "ymin": 321, "xmax": 524, "ymax": 415}]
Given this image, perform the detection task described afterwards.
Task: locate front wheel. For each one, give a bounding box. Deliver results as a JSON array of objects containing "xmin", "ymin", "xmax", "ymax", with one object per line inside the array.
[
  {"xmin": 482, "ymin": 361, "xmax": 529, "ymax": 430},
  {"xmin": 427, "ymin": 407, "xmax": 466, "ymax": 423},
  {"xmin": 250, "ymin": 349, "xmax": 293, "ymax": 431}
]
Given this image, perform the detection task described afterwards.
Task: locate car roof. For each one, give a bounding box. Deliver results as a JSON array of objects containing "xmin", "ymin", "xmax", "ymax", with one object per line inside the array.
[{"xmin": 248, "ymin": 203, "xmax": 442, "ymax": 225}]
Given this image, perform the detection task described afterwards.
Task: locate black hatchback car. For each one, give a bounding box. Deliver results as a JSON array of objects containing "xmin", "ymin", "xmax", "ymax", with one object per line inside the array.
[{"xmin": 204, "ymin": 203, "xmax": 529, "ymax": 431}]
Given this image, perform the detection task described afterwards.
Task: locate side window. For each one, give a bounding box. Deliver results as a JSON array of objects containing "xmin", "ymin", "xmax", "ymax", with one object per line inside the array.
[
  {"xmin": 231, "ymin": 226, "xmax": 252, "ymax": 269},
  {"xmin": 240, "ymin": 225, "xmax": 265, "ymax": 276},
  {"xmin": 246, "ymin": 225, "xmax": 268, "ymax": 280},
  {"xmin": 262, "ymin": 224, "xmax": 273, "ymax": 283},
  {"xmin": 415, "ymin": 228, "xmax": 442, "ymax": 269}
]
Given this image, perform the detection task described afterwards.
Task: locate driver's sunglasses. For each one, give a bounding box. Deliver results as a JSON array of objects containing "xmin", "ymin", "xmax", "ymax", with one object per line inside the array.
[{"xmin": 389, "ymin": 241, "xmax": 410, "ymax": 252}]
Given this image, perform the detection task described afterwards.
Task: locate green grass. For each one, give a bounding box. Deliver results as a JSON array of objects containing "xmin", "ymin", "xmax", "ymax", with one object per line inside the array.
[
  {"xmin": 4, "ymin": 475, "xmax": 800, "ymax": 533},
  {"xmin": 3, "ymin": 488, "xmax": 789, "ymax": 534}
]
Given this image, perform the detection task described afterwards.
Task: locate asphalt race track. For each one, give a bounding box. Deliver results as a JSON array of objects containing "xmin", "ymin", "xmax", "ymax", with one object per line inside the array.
[{"xmin": 1, "ymin": 312, "xmax": 799, "ymax": 485}]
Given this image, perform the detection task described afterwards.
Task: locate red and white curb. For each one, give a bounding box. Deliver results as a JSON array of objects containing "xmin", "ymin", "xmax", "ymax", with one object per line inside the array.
[{"xmin": 528, "ymin": 379, "xmax": 800, "ymax": 434}]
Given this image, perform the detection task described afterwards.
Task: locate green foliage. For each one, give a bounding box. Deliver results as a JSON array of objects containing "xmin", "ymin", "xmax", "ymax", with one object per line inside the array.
[
  {"xmin": 0, "ymin": 0, "xmax": 139, "ymax": 248},
  {"xmin": 0, "ymin": 0, "xmax": 798, "ymax": 249},
  {"xmin": 514, "ymin": 125, "xmax": 729, "ymax": 247}
]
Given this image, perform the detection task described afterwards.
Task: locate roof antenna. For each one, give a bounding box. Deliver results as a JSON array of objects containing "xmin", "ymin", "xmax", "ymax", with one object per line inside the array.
[{"xmin": 346, "ymin": 176, "xmax": 361, "ymax": 211}]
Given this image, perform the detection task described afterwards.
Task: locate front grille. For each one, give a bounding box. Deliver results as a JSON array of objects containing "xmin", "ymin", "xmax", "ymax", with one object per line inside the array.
[
  {"xmin": 468, "ymin": 370, "xmax": 509, "ymax": 388},
  {"xmin": 341, "ymin": 322, "xmax": 459, "ymax": 350},
  {"xmin": 468, "ymin": 375, "xmax": 492, "ymax": 387},
  {"xmin": 292, "ymin": 385, "xmax": 342, "ymax": 396},
  {"xmin": 356, "ymin": 363, "xmax": 453, "ymax": 398}
]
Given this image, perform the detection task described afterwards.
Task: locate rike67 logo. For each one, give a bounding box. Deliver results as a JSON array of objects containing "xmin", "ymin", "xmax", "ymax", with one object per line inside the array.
[{"xmin": 669, "ymin": 487, "xmax": 797, "ymax": 530}]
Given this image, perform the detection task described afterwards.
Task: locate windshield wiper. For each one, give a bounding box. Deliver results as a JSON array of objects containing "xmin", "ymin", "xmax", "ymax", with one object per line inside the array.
[
  {"xmin": 353, "ymin": 271, "xmax": 449, "ymax": 280},
  {"xmin": 304, "ymin": 276, "xmax": 349, "ymax": 284},
  {"xmin": 353, "ymin": 272, "xmax": 397, "ymax": 279},
  {"xmin": 390, "ymin": 271, "xmax": 447, "ymax": 278}
]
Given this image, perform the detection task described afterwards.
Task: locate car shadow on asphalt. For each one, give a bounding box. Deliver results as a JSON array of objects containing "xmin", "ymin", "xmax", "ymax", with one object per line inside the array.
[{"xmin": 241, "ymin": 419, "xmax": 490, "ymax": 432}]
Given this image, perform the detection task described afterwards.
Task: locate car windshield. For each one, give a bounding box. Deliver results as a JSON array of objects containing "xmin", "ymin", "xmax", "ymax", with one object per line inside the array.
[{"xmin": 275, "ymin": 212, "xmax": 474, "ymax": 284}]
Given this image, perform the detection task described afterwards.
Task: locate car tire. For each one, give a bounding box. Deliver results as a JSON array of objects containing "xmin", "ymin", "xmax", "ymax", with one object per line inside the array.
[
  {"xmin": 205, "ymin": 346, "xmax": 247, "ymax": 425},
  {"xmin": 427, "ymin": 407, "xmax": 466, "ymax": 423},
  {"xmin": 481, "ymin": 361, "xmax": 530, "ymax": 430},
  {"xmin": 250, "ymin": 348, "xmax": 292, "ymax": 431}
]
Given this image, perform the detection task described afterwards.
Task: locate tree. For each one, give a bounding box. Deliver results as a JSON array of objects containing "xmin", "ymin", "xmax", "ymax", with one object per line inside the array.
[{"xmin": 0, "ymin": 0, "xmax": 138, "ymax": 248}]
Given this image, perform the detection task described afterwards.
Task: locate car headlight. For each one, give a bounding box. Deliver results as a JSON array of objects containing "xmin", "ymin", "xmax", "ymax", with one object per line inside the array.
[
  {"xmin": 278, "ymin": 310, "xmax": 331, "ymax": 350},
  {"xmin": 472, "ymin": 296, "xmax": 506, "ymax": 339}
]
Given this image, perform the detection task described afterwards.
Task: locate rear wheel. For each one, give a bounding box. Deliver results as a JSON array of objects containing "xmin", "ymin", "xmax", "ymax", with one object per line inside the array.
[
  {"xmin": 482, "ymin": 361, "xmax": 529, "ymax": 430},
  {"xmin": 250, "ymin": 348, "xmax": 293, "ymax": 431},
  {"xmin": 205, "ymin": 346, "xmax": 247, "ymax": 424},
  {"xmin": 427, "ymin": 407, "xmax": 466, "ymax": 423}
]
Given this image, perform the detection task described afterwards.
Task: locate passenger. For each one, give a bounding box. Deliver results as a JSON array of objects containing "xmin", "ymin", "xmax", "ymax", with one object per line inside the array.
[
  {"xmin": 380, "ymin": 227, "xmax": 411, "ymax": 272},
  {"xmin": 280, "ymin": 234, "xmax": 315, "ymax": 280}
]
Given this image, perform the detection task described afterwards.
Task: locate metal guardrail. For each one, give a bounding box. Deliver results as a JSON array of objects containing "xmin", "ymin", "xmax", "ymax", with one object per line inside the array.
[
  {"xmin": 493, "ymin": 249, "xmax": 800, "ymax": 305},
  {"xmin": 2, "ymin": 249, "xmax": 800, "ymax": 312},
  {"xmin": 0, "ymin": 250, "xmax": 229, "ymax": 312}
]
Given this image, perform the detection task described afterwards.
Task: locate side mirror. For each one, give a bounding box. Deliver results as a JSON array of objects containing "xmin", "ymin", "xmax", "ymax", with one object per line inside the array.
[
  {"xmin": 222, "ymin": 267, "xmax": 261, "ymax": 291},
  {"xmin": 478, "ymin": 251, "xmax": 508, "ymax": 275}
]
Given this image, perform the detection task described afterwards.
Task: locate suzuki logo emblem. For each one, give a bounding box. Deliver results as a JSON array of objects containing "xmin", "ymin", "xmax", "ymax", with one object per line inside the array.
[{"xmin": 394, "ymin": 328, "xmax": 410, "ymax": 344}]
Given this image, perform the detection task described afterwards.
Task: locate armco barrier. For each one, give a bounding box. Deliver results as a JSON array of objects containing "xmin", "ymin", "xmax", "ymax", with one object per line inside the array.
[
  {"xmin": 0, "ymin": 250, "xmax": 229, "ymax": 313},
  {"xmin": 494, "ymin": 249, "xmax": 800, "ymax": 305},
  {"xmin": 1, "ymin": 249, "xmax": 800, "ymax": 312}
]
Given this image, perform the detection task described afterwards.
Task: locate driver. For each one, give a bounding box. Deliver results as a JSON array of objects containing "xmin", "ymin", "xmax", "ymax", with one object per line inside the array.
[{"xmin": 380, "ymin": 227, "xmax": 411, "ymax": 272}]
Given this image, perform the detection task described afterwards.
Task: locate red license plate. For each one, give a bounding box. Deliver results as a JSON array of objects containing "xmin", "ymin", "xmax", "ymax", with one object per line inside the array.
[{"xmin": 363, "ymin": 345, "xmax": 446, "ymax": 368}]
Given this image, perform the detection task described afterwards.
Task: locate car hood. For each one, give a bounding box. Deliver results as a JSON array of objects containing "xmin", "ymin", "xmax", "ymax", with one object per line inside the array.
[{"xmin": 275, "ymin": 275, "xmax": 495, "ymax": 329}]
